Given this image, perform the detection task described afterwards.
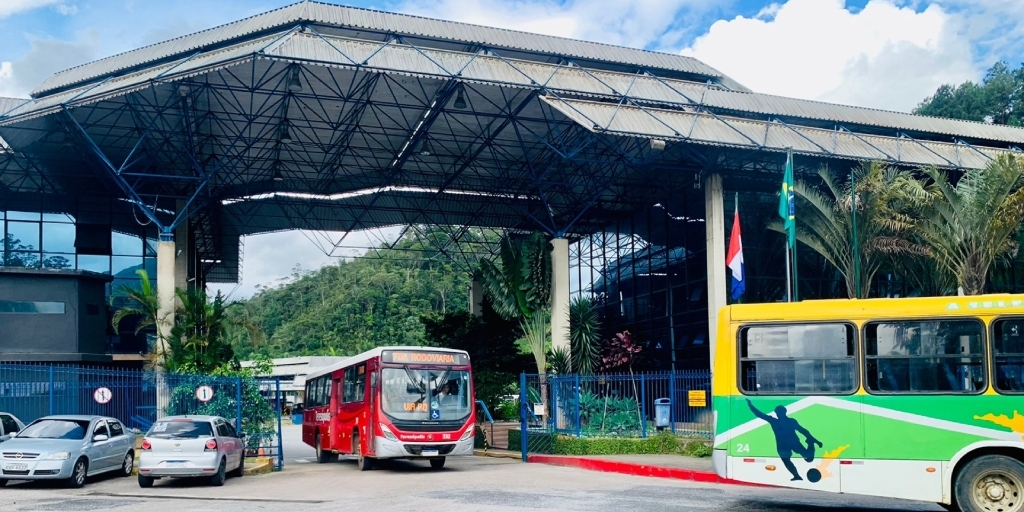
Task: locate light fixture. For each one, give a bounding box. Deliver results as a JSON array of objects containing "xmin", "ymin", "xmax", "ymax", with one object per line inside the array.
[
  {"xmin": 279, "ymin": 124, "xmax": 293, "ymax": 145},
  {"xmin": 418, "ymin": 137, "xmax": 431, "ymax": 156},
  {"xmin": 650, "ymin": 139, "xmax": 666, "ymax": 151},
  {"xmin": 272, "ymin": 161, "xmax": 284, "ymax": 182},
  {"xmin": 287, "ymin": 67, "xmax": 302, "ymax": 92},
  {"xmin": 453, "ymin": 86, "xmax": 466, "ymax": 109}
]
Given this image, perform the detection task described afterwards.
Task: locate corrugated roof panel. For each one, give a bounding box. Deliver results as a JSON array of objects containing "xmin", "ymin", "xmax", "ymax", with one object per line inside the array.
[
  {"xmin": 605, "ymin": 107, "xmax": 676, "ymax": 139},
  {"xmin": 688, "ymin": 114, "xmax": 754, "ymax": 147},
  {"xmin": 831, "ymin": 131, "xmax": 888, "ymax": 160},
  {"xmin": 764, "ymin": 123, "xmax": 820, "ymax": 154},
  {"xmin": 35, "ymin": 1, "xmax": 730, "ymax": 97},
  {"xmin": 894, "ymin": 139, "xmax": 950, "ymax": 167},
  {"xmin": 0, "ymin": 97, "xmax": 28, "ymax": 117}
]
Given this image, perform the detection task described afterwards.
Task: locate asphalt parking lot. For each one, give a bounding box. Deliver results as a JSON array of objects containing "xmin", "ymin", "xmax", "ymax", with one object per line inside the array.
[{"xmin": 0, "ymin": 425, "xmax": 943, "ymax": 512}]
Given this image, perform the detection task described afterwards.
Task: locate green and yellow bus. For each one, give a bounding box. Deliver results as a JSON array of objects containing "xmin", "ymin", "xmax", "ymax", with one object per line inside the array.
[{"xmin": 711, "ymin": 294, "xmax": 1024, "ymax": 512}]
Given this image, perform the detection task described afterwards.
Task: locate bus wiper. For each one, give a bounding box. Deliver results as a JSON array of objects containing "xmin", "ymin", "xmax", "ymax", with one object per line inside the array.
[{"xmin": 403, "ymin": 365, "xmax": 425, "ymax": 394}]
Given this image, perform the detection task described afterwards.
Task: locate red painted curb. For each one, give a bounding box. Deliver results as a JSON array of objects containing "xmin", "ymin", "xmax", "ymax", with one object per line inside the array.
[{"xmin": 528, "ymin": 455, "xmax": 767, "ymax": 487}]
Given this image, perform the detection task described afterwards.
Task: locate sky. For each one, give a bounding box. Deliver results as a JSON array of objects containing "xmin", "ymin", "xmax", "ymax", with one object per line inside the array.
[{"xmin": 2, "ymin": 0, "xmax": 1023, "ymax": 298}]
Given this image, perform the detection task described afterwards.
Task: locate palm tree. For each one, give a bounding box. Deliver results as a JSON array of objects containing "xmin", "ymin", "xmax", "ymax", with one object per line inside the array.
[
  {"xmin": 769, "ymin": 161, "xmax": 927, "ymax": 299},
  {"xmin": 111, "ymin": 269, "xmax": 164, "ymax": 369},
  {"xmin": 913, "ymin": 154, "xmax": 1024, "ymax": 295},
  {"xmin": 478, "ymin": 232, "xmax": 552, "ymax": 374}
]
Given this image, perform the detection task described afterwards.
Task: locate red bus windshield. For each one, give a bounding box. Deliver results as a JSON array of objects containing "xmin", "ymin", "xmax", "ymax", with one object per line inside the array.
[{"xmin": 380, "ymin": 368, "xmax": 471, "ymax": 422}]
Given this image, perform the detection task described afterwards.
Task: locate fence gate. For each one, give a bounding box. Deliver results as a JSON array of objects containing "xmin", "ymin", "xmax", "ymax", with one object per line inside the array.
[{"xmin": 0, "ymin": 363, "xmax": 284, "ymax": 470}]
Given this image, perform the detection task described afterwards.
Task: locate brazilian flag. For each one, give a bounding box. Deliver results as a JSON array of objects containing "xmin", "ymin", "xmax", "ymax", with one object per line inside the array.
[{"xmin": 778, "ymin": 151, "xmax": 796, "ymax": 248}]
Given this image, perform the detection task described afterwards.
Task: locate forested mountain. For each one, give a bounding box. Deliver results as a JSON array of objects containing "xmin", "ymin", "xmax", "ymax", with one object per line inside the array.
[
  {"xmin": 224, "ymin": 228, "xmax": 492, "ymax": 359},
  {"xmin": 915, "ymin": 61, "xmax": 1022, "ymax": 125}
]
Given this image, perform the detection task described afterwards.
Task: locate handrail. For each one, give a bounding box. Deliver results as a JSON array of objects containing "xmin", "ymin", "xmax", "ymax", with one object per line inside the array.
[{"xmin": 475, "ymin": 400, "xmax": 495, "ymax": 449}]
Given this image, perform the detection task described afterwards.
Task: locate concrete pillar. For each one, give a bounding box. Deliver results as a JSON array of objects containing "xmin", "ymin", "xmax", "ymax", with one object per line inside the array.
[
  {"xmin": 550, "ymin": 237, "xmax": 570, "ymax": 352},
  {"xmin": 468, "ymin": 280, "xmax": 484, "ymax": 317},
  {"xmin": 704, "ymin": 174, "xmax": 727, "ymax": 371},
  {"xmin": 156, "ymin": 236, "xmax": 177, "ymax": 419},
  {"xmin": 174, "ymin": 220, "xmax": 190, "ymax": 291}
]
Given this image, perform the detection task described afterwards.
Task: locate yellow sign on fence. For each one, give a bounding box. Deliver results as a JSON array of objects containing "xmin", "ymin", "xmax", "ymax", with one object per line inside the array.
[{"xmin": 687, "ymin": 390, "xmax": 707, "ymax": 407}]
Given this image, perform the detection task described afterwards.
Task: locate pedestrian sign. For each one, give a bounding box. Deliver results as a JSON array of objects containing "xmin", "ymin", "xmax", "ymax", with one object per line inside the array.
[{"xmin": 93, "ymin": 387, "xmax": 112, "ymax": 404}]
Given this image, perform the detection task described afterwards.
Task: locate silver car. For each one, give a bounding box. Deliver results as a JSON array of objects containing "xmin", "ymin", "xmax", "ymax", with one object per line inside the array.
[
  {"xmin": 137, "ymin": 415, "xmax": 245, "ymax": 487},
  {"xmin": 0, "ymin": 412, "xmax": 26, "ymax": 442},
  {"xmin": 0, "ymin": 415, "xmax": 134, "ymax": 488}
]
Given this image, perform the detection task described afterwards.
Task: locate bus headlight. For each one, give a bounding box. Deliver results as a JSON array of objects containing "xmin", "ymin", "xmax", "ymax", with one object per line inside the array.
[
  {"xmin": 379, "ymin": 423, "xmax": 398, "ymax": 442},
  {"xmin": 459, "ymin": 428, "xmax": 473, "ymax": 441}
]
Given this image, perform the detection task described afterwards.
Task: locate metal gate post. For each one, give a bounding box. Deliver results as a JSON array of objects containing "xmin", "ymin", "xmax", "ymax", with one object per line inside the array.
[
  {"xmin": 236, "ymin": 377, "xmax": 243, "ymax": 432},
  {"xmin": 574, "ymin": 374, "xmax": 581, "ymax": 437},
  {"xmin": 640, "ymin": 373, "xmax": 647, "ymax": 438},
  {"xmin": 519, "ymin": 373, "xmax": 527, "ymax": 462},
  {"xmin": 48, "ymin": 365, "xmax": 54, "ymax": 416},
  {"xmin": 276, "ymin": 378, "xmax": 284, "ymax": 470},
  {"xmin": 669, "ymin": 372, "xmax": 676, "ymax": 434}
]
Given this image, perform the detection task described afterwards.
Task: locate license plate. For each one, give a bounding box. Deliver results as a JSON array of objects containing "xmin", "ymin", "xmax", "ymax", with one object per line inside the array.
[
  {"xmin": 422, "ymin": 450, "xmax": 439, "ymax": 457},
  {"xmin": 5, "ymin": 463, "xmax": 27, "ymax": 471},
  {"xmin": 165, "ymin": 461, "xmax": 186, "ymax": 468}
]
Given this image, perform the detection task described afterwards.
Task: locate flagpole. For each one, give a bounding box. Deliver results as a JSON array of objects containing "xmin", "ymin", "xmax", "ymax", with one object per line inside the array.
[
  {"xmin": 790, "ymin": 149, "xmax": 798, "ymax": 302},
  {"xmin": 785, "ymin": 240, "xmax": 792, "ymax": 302},
  {"xmin": 735, "ymin": 192, "xmax": 742, "ymax": 304}
]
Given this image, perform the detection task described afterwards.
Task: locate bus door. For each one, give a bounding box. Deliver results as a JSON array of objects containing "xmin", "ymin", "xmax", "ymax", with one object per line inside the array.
[{"xmin": 366, "ymin": 368, "xmax": 378, "ymax": 456}]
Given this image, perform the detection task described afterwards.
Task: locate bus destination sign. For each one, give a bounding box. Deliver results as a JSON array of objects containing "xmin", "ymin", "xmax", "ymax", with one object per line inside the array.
[{"xmin": 382, "ymin": 350, "xmax": 468, "ymax": 365}]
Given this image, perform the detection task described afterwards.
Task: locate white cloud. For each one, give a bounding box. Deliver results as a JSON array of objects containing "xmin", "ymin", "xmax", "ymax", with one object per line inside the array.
[
  {"xmin": 391, "ymin": 0, "xmax": 719, "ymax": 52},
  {"xmin": 0, "ymin": 0, "xmax": 71, "ymax": 18},
  {"xmin": 682, "ymin": 0, "xmax": 979, "ymax": 112}
]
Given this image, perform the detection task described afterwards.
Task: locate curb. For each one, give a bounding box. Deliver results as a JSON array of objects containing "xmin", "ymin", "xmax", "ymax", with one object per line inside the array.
[
  {"xmin": 473, "ymin": 449, "xmax": 522, "ymax": 460},
  {"xmin": 244, "ymin": 457, "xmax": 274, "ymax": 476},
  {"xmin": 527, "ymin": 455, "xmax": 766, "ymax": 487}
]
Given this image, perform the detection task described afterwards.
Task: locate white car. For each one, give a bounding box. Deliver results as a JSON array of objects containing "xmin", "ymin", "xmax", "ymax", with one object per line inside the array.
[
  {"xmin": 0, "ymin": 413, "xmax": 26, "ymax": 442},
  {"xmin": 137, "ymin": 416, "xmax": 245, "ymax": 487}
]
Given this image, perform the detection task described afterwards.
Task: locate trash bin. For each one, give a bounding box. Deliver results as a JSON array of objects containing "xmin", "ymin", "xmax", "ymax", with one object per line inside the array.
[{"xmin": 654, "ymin": 398, "xmax": 671, "ymax": 430}]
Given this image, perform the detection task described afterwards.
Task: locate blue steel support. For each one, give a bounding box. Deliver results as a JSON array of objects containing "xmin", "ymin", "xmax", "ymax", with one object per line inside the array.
[
  {"xmin": 551, "ymin": 376, "xmax": 559, "ymax": 432},
  {"xmin": 236, "ymin": 377, "xmax": 243, "ymax": 432},
  {"xmin": 276, "ymin": 377, "xmax": 284, "ymax": 471},
  {"xmin": 669, "ymin": 372, "xmax": 676, "ymax": 434},
  {"xmin": 519, "ymin": 373, "xmax": 527, "ymax": 462},
  {"xmin": 640, "ymin": 373, "xmax": 647, "ymax": 438},
  {"xmin": 48, "ymin": 365, "xmax": 54, "ymax": 416},
  {"xmin": 574, "ymin": 374, "xmax": 581, "ymax": 438}
]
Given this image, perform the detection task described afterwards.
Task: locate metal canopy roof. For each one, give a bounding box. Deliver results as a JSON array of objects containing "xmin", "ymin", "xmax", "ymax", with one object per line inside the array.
[{"xmin": 1, "ymin": 3, "xmax": 1023, "ymax": 283}]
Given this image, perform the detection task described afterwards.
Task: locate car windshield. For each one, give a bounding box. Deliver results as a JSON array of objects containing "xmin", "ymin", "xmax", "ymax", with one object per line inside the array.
[
  {"xmin": 381, "ymin": 368, "xmax": 471, "ymax": 422},
  {"xmin": 17, "ymin": 419, "xmax": 90, "ymax": 440},
  {"xmin": 147, "ymin": 420, "xmax": 214, "ymax": 439}
]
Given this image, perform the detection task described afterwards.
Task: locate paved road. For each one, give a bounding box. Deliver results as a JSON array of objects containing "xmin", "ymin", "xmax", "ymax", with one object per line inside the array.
[{"xmin": 0, "ymin": 426, "xmax": 944, "ymax": 512}]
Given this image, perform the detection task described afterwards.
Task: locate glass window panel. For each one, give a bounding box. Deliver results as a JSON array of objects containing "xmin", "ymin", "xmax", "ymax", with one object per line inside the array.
[
  {"xmin": 993, "ymin": 318, "xmax": 1024, "ymax": 393},
  {"xmin": 42, "ymin": 253, "xmax": 74, "ymax": 269},
  {"xmin": 865, "ymin": 320, "xmax": 985, "ymax": 394},
  {"xmin": 6, "ymin": 211, "xmax": 39, "ymax": 221},
  {"xmin": 740, "ymin": 323, "xmax": 856, "ymax": 395},
  {"xmin": 42, "ymin": 213, "xmax": 75, "ymax": 223},
  {"xmin": 111, "ymin": 231, "xmax": 141, "ymax": 256},
  {"xmin": 78, "ymin": 255, "xmax": 110, "ymax": 274},
  {"xmin": 112, "ymin": 256, "xmax": 143, "ymax": 277},
  {"xmin": 145, "ymin": 238, "xmax": 158, "ymax": 257},
  {"xmin": 867, "ymin": 320, "xmax": 983, "ymax": 356},
  {"xmin": 0, "ymin": 300, "xmax": 65, "ymax": 313},
  {"xmin": 43, "ymin": 222, "xmax": 75, "ymax": 253},
  {"xmin": 7, "ymin": 221, "xmax": 40, "ymax": 249},
  {"xmin": 6, "ymin": 252, "xmax": 40, "ymax": 268}
]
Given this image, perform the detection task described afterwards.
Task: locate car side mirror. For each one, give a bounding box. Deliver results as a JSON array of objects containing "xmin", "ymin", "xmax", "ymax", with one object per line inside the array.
[{"xmin": 93, "ymin": 434, "xmax": 109, "ymax": 442}]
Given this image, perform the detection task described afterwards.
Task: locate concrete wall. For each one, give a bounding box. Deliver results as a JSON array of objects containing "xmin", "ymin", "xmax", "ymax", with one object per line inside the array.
[{"xmin": 0, "ymin": 268, "xmax": 113, "ymax": 361}]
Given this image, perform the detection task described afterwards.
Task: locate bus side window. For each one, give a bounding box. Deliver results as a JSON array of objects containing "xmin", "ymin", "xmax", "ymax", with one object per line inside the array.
[
  {"xmin": 739, "ymin": 323, "xmax": 856, "ymax": 395},
  {"xmin": 993, "ymin": 318, "xmax": 1024, "ymax": 393},
  {"xmin": 865, "ymin": 319, "xmax": 985, "ymax": 394}
]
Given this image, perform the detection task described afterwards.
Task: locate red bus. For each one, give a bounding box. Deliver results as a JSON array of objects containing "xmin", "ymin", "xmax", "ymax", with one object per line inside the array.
[{"xmin": 301, "ymin": 346, "xmax": 475, "ymax": 470}]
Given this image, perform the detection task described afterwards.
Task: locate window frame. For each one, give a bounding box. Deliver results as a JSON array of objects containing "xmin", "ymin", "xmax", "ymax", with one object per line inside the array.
[
  {"xmin": 109, "ymin": 420, "xmax": 124, "ymax": 438},
  {"xmin": 736, "ymin": 321, "xmax": 860, "ymax": 396},
  {"xmin": 990, "ymin": 315, "xmax": 1024, "ymax": 395},
  {"xmin": 862, "ymin": 316, "xmax": 988, "ymax": 396}
]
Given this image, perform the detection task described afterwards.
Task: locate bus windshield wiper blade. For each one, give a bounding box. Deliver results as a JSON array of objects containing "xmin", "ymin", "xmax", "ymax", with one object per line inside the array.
[{"xmin": 403, "ymin": 365, "xmax": 424, "ymax": 394}]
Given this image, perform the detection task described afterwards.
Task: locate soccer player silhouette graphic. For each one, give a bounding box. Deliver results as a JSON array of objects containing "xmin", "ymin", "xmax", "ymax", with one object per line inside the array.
[{"xmin": 747, "ymin": 399, "xmax": 823, "ymax": 481}]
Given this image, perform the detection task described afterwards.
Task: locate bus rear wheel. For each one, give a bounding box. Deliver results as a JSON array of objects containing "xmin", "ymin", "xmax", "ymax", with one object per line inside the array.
[
  {"xmin": 354, "ymin": 433, "xmax": 373, "ymax": 471},
  {"xmin": 955, "ymin": 455, "xmax": 1024, "ymax": 512}
]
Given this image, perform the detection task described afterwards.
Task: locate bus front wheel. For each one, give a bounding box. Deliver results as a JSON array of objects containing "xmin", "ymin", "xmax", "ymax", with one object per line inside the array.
[
  {"xmin": 955, "ymin": 455, "xmax": 1024, "ymax": 512},
  {"xmin": 430, "ymin": 457, "xmax": 445, "ymax": 470},
  {"xmin": 354, "ymin": 433, "xmax": 374, "ymax": 471}
]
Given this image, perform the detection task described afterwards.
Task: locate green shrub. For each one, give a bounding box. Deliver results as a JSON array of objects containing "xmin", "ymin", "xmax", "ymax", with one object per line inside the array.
[
  {"xmin": 551, "ymin": 433, "xmax": 711, "ymax": 457},
  {"xmin": 495, "ymin": 399, "xmax": 519, "ymax": 421}
]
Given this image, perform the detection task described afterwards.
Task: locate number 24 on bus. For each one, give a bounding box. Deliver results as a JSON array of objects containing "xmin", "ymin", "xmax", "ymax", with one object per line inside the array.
[{"xmin": 301, "ymin": 347, "xmax": 475, "ymax": 471}]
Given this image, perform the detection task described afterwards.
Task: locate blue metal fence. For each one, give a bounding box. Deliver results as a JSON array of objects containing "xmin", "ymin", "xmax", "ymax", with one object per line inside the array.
[{"xmin": 0, "ymin": 363, "xmax": 285, "ymax": 470}]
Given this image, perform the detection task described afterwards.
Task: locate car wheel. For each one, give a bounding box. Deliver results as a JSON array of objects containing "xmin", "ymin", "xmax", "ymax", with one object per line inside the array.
[
  {"xmin": 120, "ymin": 451, "xmax": 134, "ymax": 477},
  {"xmin": 209, "ymin": 458, "xmax": 226, "ymax": 487},
  {"xmin": 354, "ymin": 433, "xmax": 373, "ymax": 471},
  {"xmin": 228, "ymin": 456, "xmax": 244, "ymax": 478},
  {"xmin": 66, "ymin": 458, "xmax": 88, "ymax": 488},
  {"xmin": 430, "ymin": 457, "xmax": 446, "ymax": 470},
  {"xmin": 955, "ymin": 455, "xmax": 1024, "ymax": 512},
  {"xmin": 137, "ymin": 474, "xmax": 154, "ymax": 488}
]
